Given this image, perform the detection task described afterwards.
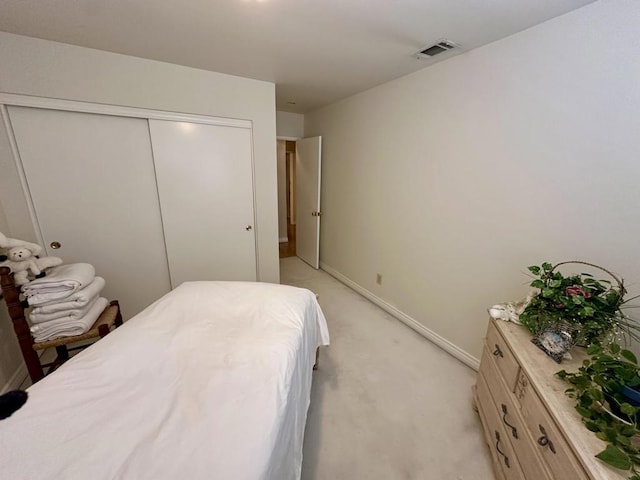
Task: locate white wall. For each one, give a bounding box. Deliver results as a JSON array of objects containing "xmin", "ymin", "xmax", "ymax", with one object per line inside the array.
[
  {"xmin": 0, "ymin": 32, "xmax": 279, "ymax": 284},
  {"xmin": 276, "ymin": 111, "xmax": 304, "ymax": 138},
  {"xmin": 305, "ymin": 0, "xmax": 640, "ymax": 362}
]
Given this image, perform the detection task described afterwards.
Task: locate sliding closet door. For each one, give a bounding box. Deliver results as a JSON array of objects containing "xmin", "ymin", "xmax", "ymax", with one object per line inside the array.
[
  {"xmin": 8, "ymin": 106, "xmax": 172, "ymax": 317},
  {"xmin": 149, "ymin": 120, "xmax": 256, "ymax": 287}
]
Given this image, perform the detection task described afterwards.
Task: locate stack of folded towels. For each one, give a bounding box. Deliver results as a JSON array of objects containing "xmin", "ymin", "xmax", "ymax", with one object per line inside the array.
[{"xmin": 22, "ymin": 263, "xmax": 109, "ymax": 342}]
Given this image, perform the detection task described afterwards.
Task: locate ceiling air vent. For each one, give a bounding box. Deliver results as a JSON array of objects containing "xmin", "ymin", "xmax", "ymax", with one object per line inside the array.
[{"xmin": 415, "ymin": 40, "xmax": 458, "ymax": 59}]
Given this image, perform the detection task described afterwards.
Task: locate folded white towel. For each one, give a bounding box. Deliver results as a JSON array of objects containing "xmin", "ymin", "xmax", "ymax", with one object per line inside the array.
[
  {"xmin": 29, "ymin": 277, "xmax": 106, "ymax": 316},
  {"xmin": 23, "ymin": 263, "xmax": 95, "ymax": 305},
  {"xmin": 29, "ymin": 294, "xmax": 99, "ymax": 324},
  {"xmin": 31, "ymin": 297, "xmax": 109, "ymax": 342}
]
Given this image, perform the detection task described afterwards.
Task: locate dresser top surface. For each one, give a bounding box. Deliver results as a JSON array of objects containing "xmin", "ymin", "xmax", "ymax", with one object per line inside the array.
[{"xmin": 492, "ymin": 319, "xmax": 627, "ymax": 480}]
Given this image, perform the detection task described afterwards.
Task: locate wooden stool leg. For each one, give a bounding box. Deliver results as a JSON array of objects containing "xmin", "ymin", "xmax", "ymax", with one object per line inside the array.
[
  {"xmin": 1, "ymin": 267, "xmax": 45, "ymax": 383},
  {"xmin": 98, "ymin": 323, "xmax": 110, "ymax": 338},
  {"xmin": 56, "ymin": 345, "xmax": 70, "ymax": 361},
  {"xmin": 25, "ymin": 347, "xmax": 45, "ymax": 383},
  {"xmin": 111, "ymin": 300, "xmax": 123, "ymax": 327}
]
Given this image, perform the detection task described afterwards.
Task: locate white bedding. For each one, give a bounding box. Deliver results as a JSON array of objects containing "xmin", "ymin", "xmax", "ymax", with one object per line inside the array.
[{"xmin": 0, "ymin": 281, "xmax": 329, "ymax": 480}]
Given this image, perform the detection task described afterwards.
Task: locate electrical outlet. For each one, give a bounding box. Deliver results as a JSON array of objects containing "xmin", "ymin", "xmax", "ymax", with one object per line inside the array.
[{"xmin": 376, "ymin": 273, "xmax": 382, "ymax": 285}]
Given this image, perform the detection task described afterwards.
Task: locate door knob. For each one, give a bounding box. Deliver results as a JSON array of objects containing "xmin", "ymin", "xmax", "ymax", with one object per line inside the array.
[
  {"xmin": 50, "ymin": 241, "xmax": 61, "ymax": 249},
  {"xmin": 245, "ymin": 225, "xmax": 252, "ymax": 231}
]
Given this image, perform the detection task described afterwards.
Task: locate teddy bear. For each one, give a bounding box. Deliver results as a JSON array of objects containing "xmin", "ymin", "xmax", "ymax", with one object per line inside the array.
[
  {"xmin": 0, "ymin": 231, "xmax": 42, "ymax": 257},
  {"xmin": 0, "ymin": 232, "xmax": 63, "ymax": 285}
]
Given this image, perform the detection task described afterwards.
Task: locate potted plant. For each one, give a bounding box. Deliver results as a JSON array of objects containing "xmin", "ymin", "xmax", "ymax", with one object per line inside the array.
[
  {"xmin": 519, "ymin": 261, "xmax": 640, "ymax": 346},
  {"xmin": 558, "ymin": 343, "xmax": 640, "ymax": 478}
]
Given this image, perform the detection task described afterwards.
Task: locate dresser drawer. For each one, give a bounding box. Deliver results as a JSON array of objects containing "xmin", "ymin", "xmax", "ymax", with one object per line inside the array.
[
  {"xmin": 477, "ymin": 370, "xmax": 525, "ymax": 480},
  {"xmin": 514, "ymin": 370, "xmax": 588, "ymax": 480},
  {"xmin": 485, "ymin": 320, "xmax": 520, "ymax": 392},
  {"xmin": 481, "ymin": 347, "xmax": 552, "ymax": 480}
]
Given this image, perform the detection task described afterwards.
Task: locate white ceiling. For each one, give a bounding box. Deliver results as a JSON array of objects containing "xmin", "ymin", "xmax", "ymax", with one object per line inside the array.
[{"xmin": 0, "ymin": 0, "xmax": 595, "ymax": 113}]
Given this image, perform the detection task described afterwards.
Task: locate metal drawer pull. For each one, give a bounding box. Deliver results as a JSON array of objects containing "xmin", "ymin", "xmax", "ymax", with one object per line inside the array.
[
  {"xmin": 494, "ymin": 431, "xmax": 510, "ymax": 468},
  {"xmin": 493, "ymin": 344, "xmax": 503, "ymax": 358},
  {"xmin": 501, "ymin": 404, "xmax": 518, "ymax": 439},
  {"xmin": 537, "ymin": 425, "xmax": 556, "ymax": 454}
]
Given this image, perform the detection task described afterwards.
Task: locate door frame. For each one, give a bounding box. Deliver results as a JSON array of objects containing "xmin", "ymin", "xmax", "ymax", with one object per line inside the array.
[
  {"xmin": 277, "ymin": 135, "xmax": 301, "ymax": 250},
  {"xmin": 0, "ymin": 92, "xmax": 259, "ymax": 276}
]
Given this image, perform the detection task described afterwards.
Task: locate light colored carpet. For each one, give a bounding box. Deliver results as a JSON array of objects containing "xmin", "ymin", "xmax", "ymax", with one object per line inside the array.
[{"xmin": 281, "ymin": 257, "xmax": 495, "ymax": 480}]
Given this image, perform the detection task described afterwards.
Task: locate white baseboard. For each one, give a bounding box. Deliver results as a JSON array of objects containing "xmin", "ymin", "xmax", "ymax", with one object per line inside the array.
[
  {"xmin": 279, "ymin": 236, "xmax": 288, "ymax": 243},
  {"xmin": 320, "ymin": 262, "xmax": 480, "ymax": 371},
  {"xmin": 1, "ymin": 364, "xmax": 27, "ymax": 394}
]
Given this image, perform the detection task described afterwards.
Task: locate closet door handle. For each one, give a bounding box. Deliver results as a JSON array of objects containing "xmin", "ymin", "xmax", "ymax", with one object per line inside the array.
[
  {"xmin": 50, "ymin": 241, "xmax": 61, "ymax": 249},
  {"xmin": 494, "ymin": 431, "xmax": 510, "ymax": 468},
  {"xmin": 501, "ymin": 404, "xmax": 518, "ymax": 439},
  {"xmin": 245, "ymin": 225, "xmax": 252, "ymax": 231},
  {"xmin": 493, "ymin": 344, "xmax": 503, "ymax": 358}
]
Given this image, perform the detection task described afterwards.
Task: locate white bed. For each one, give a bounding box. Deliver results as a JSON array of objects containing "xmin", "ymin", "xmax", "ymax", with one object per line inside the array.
[{"xmin": 0, "ymin": 281, "xmax": 330, "ymax": 480}]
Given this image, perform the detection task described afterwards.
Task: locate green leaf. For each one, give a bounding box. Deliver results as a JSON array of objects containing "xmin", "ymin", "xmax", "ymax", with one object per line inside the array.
[
  {"xmin": 576, "ymin": 406, "xmax": 594, "ymax": 419},
  {"xmin": 530, "ymin": 279, "xmax": 544, "ymax": 289},
  {"xmin": 621, "ymin": 350, "xmax": 638, "ymax": 364},
  {"xmin": 603, "ymin": 427, "xmax": 618, "ymax": 442},
  {"xmin": 596, "ymin": 444, "xmax": 633, "ymax": 470},
  {"xmin": 590, "ymin": 388, "xmax": 605, "ymax": 403},
  {"xmin": 528, "ymin": 265, "xmax": 541, "ymax": 275},
  {"xmin": 616, "ymin": 435, "xmax": 631, "ymax": 446},
  {"xmin": 620, "ymin": 403, "xmax": 636, "ymax": 416},
  {"xmin": 542, "ymin": 262, "xmax": 553, "ymax": 272},
  {"xmin": 587, "ymin": 345, "xmax": 603, "ymax": 355},
  {"xmin": 585, "ymin": 421, "xmax": 601, "ymax": 432},
  {"xmin": 610, "ymin": 343, "xmax": 622, "ymax": 355},
  {"xmin": 542, "ymin": 288, "xmax": 555, "ymax": 298}
]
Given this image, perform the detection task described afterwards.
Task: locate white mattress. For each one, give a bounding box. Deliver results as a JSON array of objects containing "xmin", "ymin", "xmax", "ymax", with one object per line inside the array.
[{"xmin": 0, "ymin": 281, "xmax": 330, "ymax": 480}]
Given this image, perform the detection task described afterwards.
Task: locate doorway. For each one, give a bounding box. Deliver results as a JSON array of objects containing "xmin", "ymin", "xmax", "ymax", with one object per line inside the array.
[
  {"xmin": 277, "ymin": 136, "xmax": 322, "ymax": 266},
  {"xmin": 278, "ymin": 140, "xmax": 297, "ymax": 258}
]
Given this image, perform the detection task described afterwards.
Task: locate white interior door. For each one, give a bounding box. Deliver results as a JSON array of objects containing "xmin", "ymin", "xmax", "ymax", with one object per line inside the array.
[
  {"xmin": 8, "ymin": 106, "xmax": 172, "ymax": 318},
  {"xmin": 148, "ymin": 120, "xmax": 257, "ymax": 287},
  {"xmin": 295, "ymin": 136, "xmax": 322, "ymax": 268}
]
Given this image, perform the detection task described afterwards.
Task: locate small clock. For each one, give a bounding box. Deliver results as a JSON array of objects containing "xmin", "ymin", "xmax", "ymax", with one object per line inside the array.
[{"xmin": 531, "ymin": 326, "xmax": 575, "ymax": 363}]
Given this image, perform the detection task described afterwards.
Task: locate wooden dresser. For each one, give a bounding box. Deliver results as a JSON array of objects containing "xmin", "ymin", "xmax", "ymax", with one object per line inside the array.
[{"xmin": 474, "ymin": 318, "xmax": 626, "ymax": 480}]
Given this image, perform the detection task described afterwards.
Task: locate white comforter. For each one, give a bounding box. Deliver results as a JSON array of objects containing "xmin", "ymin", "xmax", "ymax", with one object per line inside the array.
[{"xmin": 0, "ymin": 282, "xmax": 330, "ymax": 480}]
